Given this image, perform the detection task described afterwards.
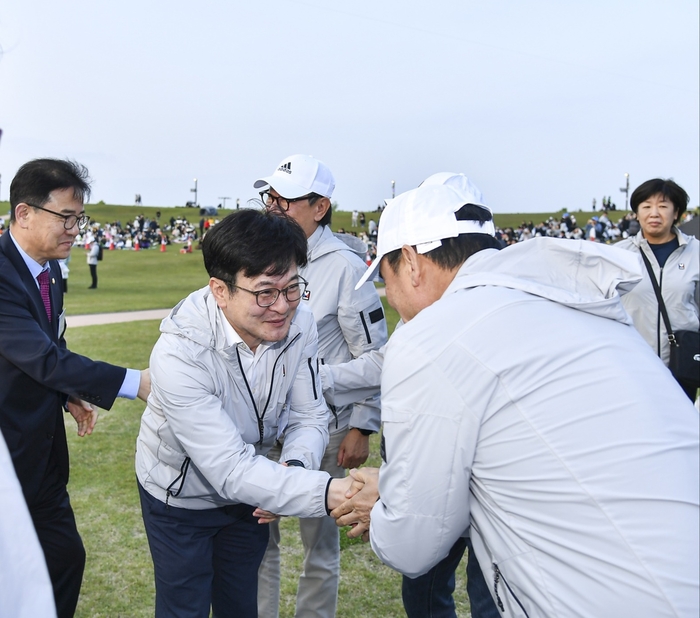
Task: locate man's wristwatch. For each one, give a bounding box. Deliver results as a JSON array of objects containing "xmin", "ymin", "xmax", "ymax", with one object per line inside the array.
[{"xmin": 354, "ymin": 428, "xmax": 374, "ymax": 436}]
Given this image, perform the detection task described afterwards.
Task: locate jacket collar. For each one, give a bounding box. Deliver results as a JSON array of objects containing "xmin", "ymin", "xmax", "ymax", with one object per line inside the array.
[{"xmin": 631, "ymin": 226, "xmax": 688, "ymax": 249}]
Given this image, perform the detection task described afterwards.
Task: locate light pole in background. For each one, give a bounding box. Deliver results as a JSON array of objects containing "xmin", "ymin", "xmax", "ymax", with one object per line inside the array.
[
  {"xmin": 620, "ymin": 173, "xmax": 630, "ymax": 211},
  {"xmin": 391, "ymin": 180, "xmax": 395, "ymax": 199},
  {"xmin": 218, "ymin": 197, "xmax": 231, "ymax": 209},
  {"xmin": 191, "ymin": 178, "xmax": 198, "ymax": 207}
]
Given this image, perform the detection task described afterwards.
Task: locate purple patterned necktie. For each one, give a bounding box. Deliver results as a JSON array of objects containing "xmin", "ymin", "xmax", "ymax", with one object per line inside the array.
[{"xmin": 37, "ymin": 270, "xmax": 52, "ymax": 322}]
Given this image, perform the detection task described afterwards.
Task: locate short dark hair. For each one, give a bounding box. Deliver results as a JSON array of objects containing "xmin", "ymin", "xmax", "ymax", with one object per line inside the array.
[
  {"xmin": 203, "ymin": 209, "xmax": 308, "ymax": 292},
  {"xmin": 630, "ymin": 179, "xmax": 689, "ymax": 223},
  {"xmin": 10, "ymin": 159, "xmax": 91, "ymax": 222},
  {"xmin": 385, "ymin": 204, "xmax": 501, "ymax": 274}
]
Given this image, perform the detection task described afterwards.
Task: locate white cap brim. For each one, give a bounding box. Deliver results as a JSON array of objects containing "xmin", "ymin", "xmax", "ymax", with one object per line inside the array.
[
  {"xmin": 253, "ymin": 175, "xmax": 316, "ymax": 200},
  {"xmin": 354, "ymin": 183, "xmax": 495, "ymax": 291},
  {"xmin": 355, "ymin": 256, "xmax": 383, "ymax": 290}
]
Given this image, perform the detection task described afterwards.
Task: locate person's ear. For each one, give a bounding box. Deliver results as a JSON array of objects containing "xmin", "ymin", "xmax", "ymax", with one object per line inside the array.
[
  {"xmin": 313, "ymin": 197, "xmax": 332, "ymax": 223},
  {"xmin": 209, "ymin": 277, "xmax": 230, "ymax": 308},
  {"xmin": 14, "ymin": 203, "xmax": 32, "ymax": 227},
  {"xmin": 401, "ymin": 245, "xmax": 424, "ymax": 287}
]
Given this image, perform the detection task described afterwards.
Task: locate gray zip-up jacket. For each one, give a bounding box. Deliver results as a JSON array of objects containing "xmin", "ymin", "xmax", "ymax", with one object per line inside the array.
[
  {"xmin": 616, "ymin": 227, "xmax": 699, "ymax": 366},
  {"xmin": 135, "ymin": 286, "xmax": 331, "ymax": 515},
  {"xmin": 301, "ymin": 225, "xmax": 387, "ymax": 433}
]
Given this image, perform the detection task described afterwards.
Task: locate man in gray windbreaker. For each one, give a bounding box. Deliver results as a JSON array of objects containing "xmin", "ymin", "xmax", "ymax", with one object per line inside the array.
[
  {"xmin": 254, "ymin": 154, "xmax": 388, "ymax": 618},
  {"xmin": 333, "ymin": 184, "xmax": 699, "ymax": 617},
  {"xmin": 135, "ymin": 209, "xmax": 356, "ymax": 618}
]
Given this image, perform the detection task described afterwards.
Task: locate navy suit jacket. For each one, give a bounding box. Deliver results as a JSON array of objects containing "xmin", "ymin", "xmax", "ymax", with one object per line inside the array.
[{"xmin": 0, "ymin": 231, "xmax": 127, "ymax": 506}]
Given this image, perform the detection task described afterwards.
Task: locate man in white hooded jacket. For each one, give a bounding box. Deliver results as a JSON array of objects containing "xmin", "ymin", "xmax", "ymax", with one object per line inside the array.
[{"xmin": 333, "ymin": 184, "xmax": 699, "ymax": 618}]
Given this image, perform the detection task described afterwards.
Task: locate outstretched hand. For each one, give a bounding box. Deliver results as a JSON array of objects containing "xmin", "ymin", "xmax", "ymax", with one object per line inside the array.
[
  {"xmin": 66, "ymin": 396, "xmax": 98, "ymax": 436},
  {"xmin": 331, "ymin": 467, "xmax": 380, "ymax": 541}
]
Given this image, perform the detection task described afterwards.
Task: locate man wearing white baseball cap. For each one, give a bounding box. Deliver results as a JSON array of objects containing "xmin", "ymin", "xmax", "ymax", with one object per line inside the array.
[
  {"xmin": 254, "ymin": 154, "xmax": 388, "ymax": 618},
  {"xmin": 332, "ymin": 183, "xmax": 699, "ymax": 617},
  {"xmin": 322, "ymin": 173, "xmax": 500, "ymax": 618},
  {"xmin": 354, "ymin": 175, "xmax": 494, "ymax": 290}
]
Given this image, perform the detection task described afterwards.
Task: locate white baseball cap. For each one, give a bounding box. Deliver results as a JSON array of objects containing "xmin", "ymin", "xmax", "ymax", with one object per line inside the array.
[
  {"xmin": 355, "ymin": 183, "xmax": 496, "ymax": 290},
  {"xmin": 419, "ymin": 172, "xmax": 491, "ymax": 214},
  {"xmin": 253, "ymin": 154, "xmax": 335, "ymax": 199}
]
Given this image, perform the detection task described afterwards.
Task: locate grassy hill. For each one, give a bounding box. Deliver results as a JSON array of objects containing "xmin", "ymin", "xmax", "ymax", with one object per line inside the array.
[{"xmin": 0, "ymin": 200, "xmax": 633, "ymax": 233}]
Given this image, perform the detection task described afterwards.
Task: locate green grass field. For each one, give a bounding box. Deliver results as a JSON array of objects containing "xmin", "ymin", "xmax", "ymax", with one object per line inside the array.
[{"xmin": 62, "ymin": 246, "xmax": 209, "ymax": 314}]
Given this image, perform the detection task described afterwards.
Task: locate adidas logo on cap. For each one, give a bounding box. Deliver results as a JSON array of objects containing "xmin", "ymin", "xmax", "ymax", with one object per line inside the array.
[{"xmin": 253, "ymin": 154, "xmax": 335, "ymax": 199}]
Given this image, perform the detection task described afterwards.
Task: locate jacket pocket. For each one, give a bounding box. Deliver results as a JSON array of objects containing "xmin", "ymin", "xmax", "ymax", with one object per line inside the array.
[
  {"xmin": 493, "ymin": 562, "xmax": 530, "ymax": 617},
  {"xmin": 165, "ymin": 456, "xmax": 191, "ymax": 506}
]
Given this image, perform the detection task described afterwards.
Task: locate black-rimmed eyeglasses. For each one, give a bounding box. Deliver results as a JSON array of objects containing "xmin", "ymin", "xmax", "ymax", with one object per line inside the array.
[
  {"xmin": 27, "ymin": 203, "xmax": 91, "ymax": 231},
  {"xmin": 259, "ymin": 191, "xmax": 319, "ymax": 212},
  {"xmin": 232, "ymin": 277, "xmax": 308, "ymax": 307}
]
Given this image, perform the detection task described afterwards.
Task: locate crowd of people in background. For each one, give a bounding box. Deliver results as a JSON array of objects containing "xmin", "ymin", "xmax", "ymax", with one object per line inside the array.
[
  {"xmin": 330, "ymin": 207, "xmax": 697, "ymax": 267},
  {"xmin": 72, "ymin": 213, "xmax": 205, "ymax": 251},
  {"xmin": 1, "ymin": 203, "xmax": 695, "ymax": 274},
  {"xmin": 491, "ymin": 209, "xmax": 695, "ymax": 246}
]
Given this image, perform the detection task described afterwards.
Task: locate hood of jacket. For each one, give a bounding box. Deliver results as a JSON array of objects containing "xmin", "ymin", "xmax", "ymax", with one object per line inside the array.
[
  {"xmin": 446, "ymin": 237, "xmax": 643, "ymax": 325},
  {"xmin": 308, "ymin": 225, "xmax": 367, "ymax": 262},
  {"xmin": 159, "ymin": 286, "xmax": 226, "ymax": 350}
]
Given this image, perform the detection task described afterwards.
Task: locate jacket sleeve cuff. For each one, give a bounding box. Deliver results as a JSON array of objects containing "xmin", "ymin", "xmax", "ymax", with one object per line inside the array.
[
  {"xmin": 324, "ymin": 478, "xmax": 333, "ymax": 515},
  {"xmin": 118, "ymin": 368, "xmax": 141, "ymax": 399}
]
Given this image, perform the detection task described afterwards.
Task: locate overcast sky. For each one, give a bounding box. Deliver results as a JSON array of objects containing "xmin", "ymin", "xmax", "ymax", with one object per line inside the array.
[{"xmin": 1, "ymin": 0, "xmax": 698, "ymax": 214}]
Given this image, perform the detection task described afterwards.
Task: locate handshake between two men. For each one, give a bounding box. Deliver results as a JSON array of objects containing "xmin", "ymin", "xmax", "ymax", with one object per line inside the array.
[{"xmin": 327, "ymin": 467, "xmax": 380, "ymax": 542}]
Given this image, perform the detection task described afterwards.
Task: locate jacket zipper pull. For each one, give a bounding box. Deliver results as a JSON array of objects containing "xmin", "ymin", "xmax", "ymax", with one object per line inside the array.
[{"xmin": 493, "ymin": 563, "xmax": 505, "ymax": 612}]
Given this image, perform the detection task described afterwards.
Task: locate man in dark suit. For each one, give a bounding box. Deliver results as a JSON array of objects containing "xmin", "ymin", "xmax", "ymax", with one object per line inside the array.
[{"xmin": 0, "ymin": 158, "xmax": 150, "ymax": 618}]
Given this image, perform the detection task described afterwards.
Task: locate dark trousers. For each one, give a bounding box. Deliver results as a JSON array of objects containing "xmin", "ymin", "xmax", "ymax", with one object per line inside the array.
[
  {"xmin": 88, "ymin": 264, "xmax": 97, "ymax": 288},
  {"xmin": 402, "ymin": 536, "xmax": 499, "ymax": 618},
  {"xmin": 677, "ymin": 377, "xmax": 698, "ymax": 402},
  {"xmin": 30, "ymin": 461, "xmax": 86, "ymax": 618},
  {"xmin": 138, "ymin": 482, "xmax": 269, "ymax": 618}
]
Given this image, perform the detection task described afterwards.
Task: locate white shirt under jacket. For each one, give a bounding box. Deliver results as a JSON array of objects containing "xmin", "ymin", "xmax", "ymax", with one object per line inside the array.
[
  {"xmin": 136, "ymin": 286, "xmax": 331, "ymax": 516},
  {"xmin": 370, "ymin": 238, "xmax": 699, "ymax": 618}
]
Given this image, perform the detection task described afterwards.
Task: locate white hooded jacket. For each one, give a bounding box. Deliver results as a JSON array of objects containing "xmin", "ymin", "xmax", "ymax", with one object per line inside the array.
[
  {"xmin": 370, "ymin": 238, "xmax": 699, "ymax": 617},
  {"xmin": 135, "ymin": 286, "xmax": 331, "ymax": 516}
]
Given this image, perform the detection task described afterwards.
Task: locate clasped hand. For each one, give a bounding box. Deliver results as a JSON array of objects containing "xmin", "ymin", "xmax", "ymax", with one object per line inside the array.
[
  {"xmin": 251, "ymin": 466, "xmax": 380, "ymax": 537},
  {"xmin": 328, "ymin": 467, "xmax": 380, "ymax": 542}
]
